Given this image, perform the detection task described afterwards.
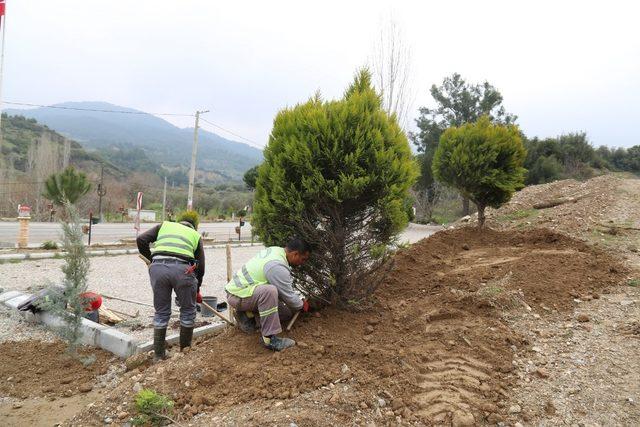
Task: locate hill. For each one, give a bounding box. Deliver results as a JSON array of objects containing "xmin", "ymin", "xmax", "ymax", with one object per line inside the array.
[
  {"xmin": 4, "ymin": 102, "xmax": 263, "ymax": 181},
  {"xmin": 0, "ymin": 114, "xmax": 117, "ymax": 176}
]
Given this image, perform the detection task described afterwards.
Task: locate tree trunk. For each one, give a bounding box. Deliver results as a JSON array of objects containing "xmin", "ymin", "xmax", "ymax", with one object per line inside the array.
[
  {"xmin": 462, "ymin": 197, "xmax": 470, "ymax": 216},
  {"xmin": 477, "ymin": 204, "xmax": 486, "ymax": 228}
]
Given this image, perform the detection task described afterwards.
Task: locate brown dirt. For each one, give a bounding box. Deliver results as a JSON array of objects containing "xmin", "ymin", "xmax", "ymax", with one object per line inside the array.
[
  {"xmin": 69, "ymin": 226, "xmax": 626, "ymax": 426},
  {"xmin": 0, "ymin": 341, "xmax": 112, "ymax": 399}
]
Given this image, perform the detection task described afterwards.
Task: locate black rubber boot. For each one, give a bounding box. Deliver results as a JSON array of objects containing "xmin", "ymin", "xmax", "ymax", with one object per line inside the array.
[
  {"xmin": 233, "ymin": 311, "xmax": 257, "ymax": 333},
  {"xmin": 263, "ymin": 335, "xmax": 296, "ymax": 351},
  {"xmin": 180, "ymin": 325, "xmax": 194, "ymax": 350},
  {"xmin": 153, "ymin": 328, "xmax": 167, "ymax": 362}
]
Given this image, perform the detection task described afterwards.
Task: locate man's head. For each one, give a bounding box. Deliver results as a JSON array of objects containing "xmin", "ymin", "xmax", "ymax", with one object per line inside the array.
[
  {"xmin": 176, "ymin": 210, "xmax": 199, "ymax": 230},
  {"xmin": 284, "ymin": 237, "xmax": 311, "ymax": 266}
]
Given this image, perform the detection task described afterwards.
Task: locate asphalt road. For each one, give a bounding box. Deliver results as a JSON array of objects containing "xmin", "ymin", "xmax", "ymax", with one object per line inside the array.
[
  {"xmin": 0, "ymin": 221, "xmax": 441, "ymax": 247},
  {"xmin": 0, "ymin": 221, "xmax": 253, "ymax": 245}
]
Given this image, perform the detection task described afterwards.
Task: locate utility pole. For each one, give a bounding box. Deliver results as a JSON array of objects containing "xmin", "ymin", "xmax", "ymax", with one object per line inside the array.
[
  {"xmin": 162, "ymin": 176, "xmax": 167, "ymax": 222},
  {"xmin": 187, "ymin": 110, "xmax": 209, "ymax": 210},
  {"xmin": 96, "ymin": 164, "xmax": 106, "ymax": 223}
]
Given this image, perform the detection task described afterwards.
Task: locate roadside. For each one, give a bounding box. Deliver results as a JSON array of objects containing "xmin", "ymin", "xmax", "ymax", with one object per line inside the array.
[{"xmin": 486, "ymin": 174, "xmax": 640, "ymax": 425}]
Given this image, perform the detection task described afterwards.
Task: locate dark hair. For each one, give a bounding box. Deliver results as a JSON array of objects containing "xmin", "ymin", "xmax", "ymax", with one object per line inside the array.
[{"xmin": 285, "ymin": 236, "xmax": 312, "ymax": 253}]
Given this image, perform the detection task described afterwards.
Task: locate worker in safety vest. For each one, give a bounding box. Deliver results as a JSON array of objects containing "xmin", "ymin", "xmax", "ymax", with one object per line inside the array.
[
  {"xmin": 136, "ymin": 212, "xmax": 205, "ymax": 361},
  {"xmin": 225, "ymin": 237, "xmax": 311, "ymax": 351}
]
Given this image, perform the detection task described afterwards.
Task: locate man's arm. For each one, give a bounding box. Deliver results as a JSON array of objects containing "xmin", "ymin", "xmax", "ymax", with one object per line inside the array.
[
  {"xmin": 194, "ymin": 238, "xmax": 205, "ymax": 289},
  {"xmin": 264, "ymin": 261, "xmax": 303, "ymax": 310},
  {"xmin": 136, "ymin": 224, "xmax": 161, "ymax": 261}
]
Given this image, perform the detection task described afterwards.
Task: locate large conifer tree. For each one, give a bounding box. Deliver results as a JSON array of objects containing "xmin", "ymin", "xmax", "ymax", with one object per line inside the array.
[{"xmin": 253, "ymin": 69, "xmax": 418, "ymax": 306}]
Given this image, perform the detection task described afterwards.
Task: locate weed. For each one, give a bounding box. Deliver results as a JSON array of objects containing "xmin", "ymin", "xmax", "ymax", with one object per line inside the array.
[
  {"xmin": 40, "ymin": 240, "xmax": 59, "ymax": 250},
  {"xmin": 628, "ymin": 278, "xmax": 640, "ymax": 287},
  {"xmin": 132, "ymin": 389, "xmax": 175, "ymax": 426},
  {"xmin": 499, "ymin": 209, "xmax": 537, "ymax": 222}
]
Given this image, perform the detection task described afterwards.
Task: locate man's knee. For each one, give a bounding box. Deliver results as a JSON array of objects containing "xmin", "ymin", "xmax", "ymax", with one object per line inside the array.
[{"xmin": 256, "ymin": 284, "xmax": 278, "ymax": 301}]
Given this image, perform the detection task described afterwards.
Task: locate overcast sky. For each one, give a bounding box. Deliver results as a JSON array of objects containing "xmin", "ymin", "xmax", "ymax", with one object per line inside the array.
[{"xmin": 3, "ymin": 0, "xmax": 639, "ymax": 148}]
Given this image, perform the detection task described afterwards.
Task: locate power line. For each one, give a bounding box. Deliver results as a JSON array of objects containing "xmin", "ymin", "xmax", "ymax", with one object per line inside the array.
[
  {"xmin": 199, "ymin": 117, "xmax": 263, "ymax": 149},
  {"xmin": 2, "ymin": 101, "xmax": 194, "ymax": 117},
  {"xmin": 3, "ymin": 100, "xmax": 265, "ymax": 149}
]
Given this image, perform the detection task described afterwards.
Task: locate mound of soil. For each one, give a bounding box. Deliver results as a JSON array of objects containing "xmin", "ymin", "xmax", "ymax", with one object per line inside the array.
[
  {"xmin": 73, "ymin": 227, "xmax": 627, "ymax": 426},
  {"xmin": 0, "ymin": 341, "xmax": 112, "ymax": 399}
]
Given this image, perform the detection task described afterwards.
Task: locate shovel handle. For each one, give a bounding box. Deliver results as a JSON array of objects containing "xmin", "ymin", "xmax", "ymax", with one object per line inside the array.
[
  {"xmin": 201, "ymin": 300, "xmax": 234, "ymax": 326},
  {"xmin": 286, "ymin": 311, "xmax": 300, "ymax": 331}
]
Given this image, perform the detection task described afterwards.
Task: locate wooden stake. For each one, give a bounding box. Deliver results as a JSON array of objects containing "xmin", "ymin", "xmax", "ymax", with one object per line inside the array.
[{"xmin": 226, "ymin": 243, "xmax": 236, "ymax": 325}]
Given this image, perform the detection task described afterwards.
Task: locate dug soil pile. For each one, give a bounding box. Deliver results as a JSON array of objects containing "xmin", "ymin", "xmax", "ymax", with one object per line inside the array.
[
  {"xmin": 0, "ymin": 341, "xmax": 113, "ymax": 399},
  {"xmin": 72, "ymin": 227, "xmax": 626, "ymax": 426}
]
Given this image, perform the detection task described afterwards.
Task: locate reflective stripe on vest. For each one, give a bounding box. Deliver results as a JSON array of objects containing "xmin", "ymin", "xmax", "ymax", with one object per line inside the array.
[
  {"xmin": 150, "ymin": 221, "xmax": 200, "ymax": 259},
  {"xmin": 224, "ymin": 247, "xmax": 288, "ymax": 298}
]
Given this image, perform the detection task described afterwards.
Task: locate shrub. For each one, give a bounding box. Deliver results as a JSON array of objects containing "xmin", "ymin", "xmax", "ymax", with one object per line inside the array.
[
  {"xmin": 132, "ymin": 389, "xmax": 174, "ymax": 426},
  {"xmin": 433, "ymin": 116, "xmax": 527, "ymax": 227},
  {"xmin": 40, "ymin": 240, "xmax": 59, "ymax": 250},
  {"xmin": 253, "ymin": 69, "xmax": 418, "ymax": 306}
]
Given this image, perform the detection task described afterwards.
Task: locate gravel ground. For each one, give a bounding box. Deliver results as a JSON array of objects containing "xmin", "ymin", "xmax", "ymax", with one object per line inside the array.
[
  {"xmin": 0, "ymin": 306, "xmax": 58, "ymax": 344},
  {"xmin": 0, "ymin": 224, "xmax": 439, "ymax": 343}
]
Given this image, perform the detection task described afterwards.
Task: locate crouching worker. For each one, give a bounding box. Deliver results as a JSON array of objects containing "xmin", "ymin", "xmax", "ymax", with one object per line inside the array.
[
  {"xmin": 225, "ymin": 237, "xmax": 311, "ymax": 351},
  {"xmin": 136, "ymin": 211, "xmax": 205, "ymax": 361}
]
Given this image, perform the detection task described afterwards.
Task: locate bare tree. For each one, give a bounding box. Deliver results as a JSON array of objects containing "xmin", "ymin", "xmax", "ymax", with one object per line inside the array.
[{"xmin": 370, "ymin": 18, "xmax": 413, "ymax": 130}]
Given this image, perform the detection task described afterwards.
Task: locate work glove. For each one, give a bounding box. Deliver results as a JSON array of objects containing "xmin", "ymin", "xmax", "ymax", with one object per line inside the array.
[
  {"xmin": 302, "ymin": 299, "xmax": 310, "ymax": 313},
  {"xmin": 196, "ymin": 291, "xmax": 203, "ymax": 304}
]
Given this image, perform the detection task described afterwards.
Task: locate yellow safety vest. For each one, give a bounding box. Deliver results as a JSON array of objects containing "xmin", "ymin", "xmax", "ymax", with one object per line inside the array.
[
  {"xmin": 225, "ymin": 247, "xmax": 288, "ymax": 298},
  {"xmin": 150, "ymin": 221, "xmax": 200, "ymax": 259}
]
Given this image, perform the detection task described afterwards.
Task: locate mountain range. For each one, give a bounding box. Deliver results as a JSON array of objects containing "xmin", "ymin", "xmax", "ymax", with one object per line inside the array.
[{"xmin": 5, "ymin": 101, "xmax": 263, "ymax": 182}]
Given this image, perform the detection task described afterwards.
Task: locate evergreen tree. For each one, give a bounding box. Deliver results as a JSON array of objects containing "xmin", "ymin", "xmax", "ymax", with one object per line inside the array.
[
  {"xmin": 412, "ymin": 73, "xmax": 517, "ymax": 215},
  {"xmin": 43, "ymin": 166, "xmax": 92, "ymax": 206},
  {"xmin": 253, "ymin": 69, "xmax": 418, "ymax": 306},
  {"xmin": 36, "ymin": 202, "xmax": 92, "ymax": 361},
  {"xmin": 433, "ymin": 117, "xmax": 526, "ymax": 227}
]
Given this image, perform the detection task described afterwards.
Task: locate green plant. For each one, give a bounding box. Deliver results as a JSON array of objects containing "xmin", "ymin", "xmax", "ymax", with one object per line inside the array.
[
  {"xmin": 36, "ymin": 202, "xmax": 92, "ymax": 360},
  {"xmin": 433, "ymin": 116, "xmax": 527, "ymax": 227},
  {"xmin": 243, "ymin": 164, "xmax": 260, "ymax": 190},
  {"xmin": 628, "ymin": 278, "xmax": 640, "ymax": 287},
  {"xmin": 499, "ymin": 209, "xmax": 538, "ymax": 222},
  {"xmin": 43, "ymin": 166, "xmax": 92, "ymax": 206},
  {"xmin": 40, "ymin": 240, "xmax": 59, "ymax": 250},
  {"xmin": 253, "ymin": 69, "xmax": 418, "ymax": 306},
  {"xmin": 132, "ymin": 389, "xmax": 175, "ymax": 426}
]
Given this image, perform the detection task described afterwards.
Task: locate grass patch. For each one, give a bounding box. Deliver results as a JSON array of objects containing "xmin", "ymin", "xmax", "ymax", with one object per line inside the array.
[
  {"xmin": 498, "ymin": 209, "xmax": 538, "ymax": 222},
  {"xmin": 132, "ymin": 389, "xmax": 175, "ymax": 426},
  {"xmin": 628, "ymin": 278, "xmax": 640, "ymax": 287}
]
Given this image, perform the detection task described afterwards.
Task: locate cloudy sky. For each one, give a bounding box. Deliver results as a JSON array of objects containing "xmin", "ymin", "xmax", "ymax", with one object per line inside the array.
[{"xmin": 4, "ymin": 0, "xmax": 639, "ymax": 148}]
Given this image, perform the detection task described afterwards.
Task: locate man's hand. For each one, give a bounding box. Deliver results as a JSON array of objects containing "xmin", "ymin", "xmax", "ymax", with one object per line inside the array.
[
  {"xmin": 196, "ymin": 291, "xmax": 203, "ymax": 304},
  {"xmin": 302, "ymin": 299, "xmax": 310, "ymax": 313}
]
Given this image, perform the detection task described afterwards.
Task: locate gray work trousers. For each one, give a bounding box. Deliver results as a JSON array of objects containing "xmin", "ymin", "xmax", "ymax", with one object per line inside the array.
[
  {"xmin": 226, "ymin": 284, "xmax": 294, "ymax": 336},
  {"xmin": 149, "ymin": 261, "xmax": 197, "ymax": 328}
]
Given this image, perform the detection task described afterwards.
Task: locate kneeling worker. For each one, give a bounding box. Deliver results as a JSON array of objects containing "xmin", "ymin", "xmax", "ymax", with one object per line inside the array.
[
  {"xmin": 225, "ymin": 237, "xmax": 311, "ymax": 351},
  {"xmin": 137, "ymin": 212, "xmax": 205, "ymax": 361}
]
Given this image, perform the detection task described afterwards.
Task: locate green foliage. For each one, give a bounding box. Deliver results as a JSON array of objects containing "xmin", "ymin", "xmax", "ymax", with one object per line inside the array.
[
  {"xmin": 243, "ymin": 165, "xmax": 260, "ymax": 190},
  {"xmin": 412, "ymin": 73, "xmax": 517, "ymax": 154},
  {"xmin": 176, "ymin": 210, "xmax": 200, "ymax": 229},
  {"xmin": 132, "ymin": 389, "xmax": 174, "ymax": 426},
  {"xmin": 521, "ymin": 133, "xmax": 640, "ymax": 184},
  {"xmin": 43, "ymin": 166, "xmax": 92, "ymax": 206},
  {"xmin": 628, "ymin": 278, "xmax": 640, "ymax": 288},
  {"xmin": 253, "ymin": 69, "xmax": 418, "ymax": 305},
  {"xmin": 36, "ymin": 202, "xmax": 91, "ymax": 359},
  {"xmin": 433, "ymin": 117, "xmax": 527, "ymax": 227},
  {"xmin": 40, "ymin": 240, "xmax": 59, "ymax": 250},
  {"xmin": 498, "ymin": 209, "xmax": 538, "ymax": 222}
]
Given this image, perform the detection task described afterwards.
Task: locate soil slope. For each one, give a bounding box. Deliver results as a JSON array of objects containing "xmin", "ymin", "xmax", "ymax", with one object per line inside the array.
[{"xmin": 70, "ymin": 227, "xmax": 626, "ymax": 426}]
